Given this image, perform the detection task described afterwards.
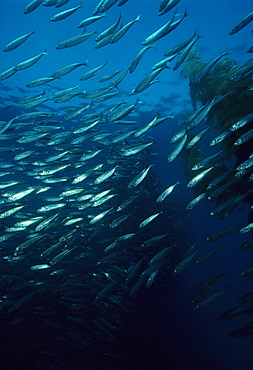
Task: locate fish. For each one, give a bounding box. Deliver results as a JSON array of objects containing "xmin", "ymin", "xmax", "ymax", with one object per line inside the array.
[
  {"xmin": 174, "ymin": 244, "xmax": 199, "ymax": 274},
  {"xmin": 24, "ymin": 0, "xmax": 44, "ymax": 14},
  {"xmin": 158, "ymin": 0, "xmax": 181, "ymax": 16},
  {"xmin": 238, "ymin": 239, "xmax": 253, "ymax": 252},
  {"xmin": 99, "ymin": 70, "xmax": 121, "ymax": 82},
  {"xmin": 195, "ymin": 272, "xmax": 226, "ymax": 290},
  {"xmin": 14, "ymin": 216, "xmax": 43, "ymax": 228},
  {"xmin": 234, "ymin": 128, "xmax": 253, "ymax": 146},
  {"xmin": 228, "ymin": 64, "xmax": 253, "ymax": 81},
  {"xmin": 128, "ymin": 165, "xmax": 153, "ymax": 188},
  {"xmin": 229, "ymin": 113, "xmax": 253, "ymax": 132},
  {"xmin": 191, "ymin": 152, "xmax": 222, "ymax": 171},
  {"xmin": 186, "ymin": 98, "xmax": 216, "ymax": 130},
  {"xmin": 204, "ymin": 225, "xmax": 240, "ymax": 242},
  {"xmin": 156, "ymin": 182, "xmax": 179, "ymax": 203},
  {"xmin": 129, "ymin": 46, "xmax": 155, "ymax": 74},
  {"xmin": 94, "ymin": 166, "xmax": 118, "ymax": 184},
  {"xmin": 109, "ymin": 67, "xmax": 130, "ymax": 88},
  {"xmin": 239, "ymin": 266, "xmax": 253, "ymax": 278},
  {"xmin": 130, "ymin": 66, "xmax": 168, "ymax": 95},
  {"xmin": 43, "ymin": 0, "xmax": 58, "ymax": 6},
  {"xmin": 217, "ymin": 306, "xmax": 246, "ymax": 320},
  {"xmin": 229, "ymin": 326, "xmax": 253, "ymax": 338},
  {"xmin": 142, "ymin": 10, "xmax": 187, "ymax": 45},
  {"xmin": 35, "ymin": 213, "xmax": 60, "ymax": 232},
  {"xmin": 194, "ymin": 245, "xmax": 224, "ymax": 265},
  {"xmin": 138, "ymin": 212, "xmax": 163, "ymax": 228},
  {"xmin": 173, "ymin": 33, "xmax": 200, "ymax": 71},
  {"xmin": 26, "ymin": 77, "xmax": 55, "ymax": 88},
  {"xmin": 63, "ymin": 104, "xmax": 92, "ymax": 121},
  {"xmin": 209, "ymin": 129, "xmax": 231, "ymax": 147},
  {"xmin": 229, "ymin": 10, "xmax": 253, "ymax": 35},
  {"xmin": 30, "ymin": 264, "xmax": 51, "ymax": 270},
  {"xmin": 186, "ymin": 128, "xmax": 209, "ymax": 150},
  {"xmin": 78, "ymin": 14, "xmax": 106, "ymax": 28},
  {"xmin": 142, "ymin": 234, "xmax": 167, "ymax": 248},
  {"xmin": 166, "ymin": 134, "xmax": 187, "ymax": 164},
  {"xmin": 0, "ymin": 205, "xmax": 25, "ymax": 219},
  {"xmin": 51, "ymin": 86, "xmax": 80, "ymax": 99},
  {"xmin": 164, "ymin": 29, "xmax": 197, "ymax": 56},
  {"xmin": 110, "ymin": 213, "xmax": 130, "ymax": 228},
  {"xmin": 146, "ymin": 269, "xmax": 159, "ymax": 288},
  {"xmin": 15, "ymin": 51, "xmax": 47, "ymax": 71},
  {"xmin": 89, "ymin": 208, "xmax": 113, "ymax": 224},
  {"xmin": 134, "ymin": 114, "xmax": 160, "ymax": 137},
  {"xmin": 37, "ymin": 203, "xmax": 66, "ymax": 213},
  {"xmin": 121, "ymin": 142, "xmax": 153, "ymax": 157},
  {"xmin": 56, "ymin": 30, "xmax": 97, "ymax": 49},
  {"xmin": 237, "ymin": 292, "xmax": 253, "ymax": 305},
  {"xmin": 89, "ymin": 189, "xmax": 112, "ymax": 202},
  {"xmin": 151, "ymin": 54, "xmax": 178, "ymax": 70},
  {"xmin": 0, "ymin": 67, "xmax": 17, "ymax": 81},
  {"xmin": 110, "ymin": 15, "xmax": 141, "ymax": 44},
  {"xmin": 50, "ymin": 5, "xmax": 82, "ymax": 22},
  {"xmin": 0, "ymin": 117, "xmax": 18, "ymax": 135},
  {"xmin": 189, "ymin": 51, "xmax": 229, "ymax": 85},
  {"xmin": 95, "ymin": 13, "xmax": 122, "ymax": 41},
  {"xmin": 193, "ymin": 285, "xmax": 232, "ymax": 309},
  {"xmin": 79, "ymin": 60, "xmax": 107, "ymax": 81},
  {"xmin": 6, "ymin": 187, "xmax": 37, "ymax": 202},
  {"xmin": 4, "ymin": 31, "xmax": 35, "ymax": 52},
  {"xmin": 52, "ymin": 62, "xmax": 88, "ymax": 78},
  {"xmin": 1, "ymin": 0, "xmax": 252, "ymax": 364},
  {"xmin": 55, "ymin": 0, "xmax": 70, "ymax": 7},
  {"xmin": 93, "ymin": 0, "xmax": 118, "ymax": 14},
  {"xmin": 82, "ymin": 86, "xmax": 114, "ymax": 99},
  {"xmin": 186, "ymin": 166, "xmax": 215, "ymax": 189},
  {"xmin": 149, "ymin": 246, "xmax": 172, "ymax": 265}
]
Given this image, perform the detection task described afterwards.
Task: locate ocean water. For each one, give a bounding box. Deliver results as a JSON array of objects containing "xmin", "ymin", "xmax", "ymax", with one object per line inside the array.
[{"xmin": 0, "ymin": 1, "xmax": 253, "ymax": 369}]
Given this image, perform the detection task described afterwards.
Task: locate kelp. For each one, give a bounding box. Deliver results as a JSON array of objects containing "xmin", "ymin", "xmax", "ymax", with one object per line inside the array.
[{"xmin": 179, "ymin": 49, "xmax": 253, "ymax": 212}]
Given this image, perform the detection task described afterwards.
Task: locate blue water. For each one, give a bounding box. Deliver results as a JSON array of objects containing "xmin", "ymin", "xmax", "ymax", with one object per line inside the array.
[{"xmin": 1, "ymin": 1, "xmax": 253, "ymax": 369}]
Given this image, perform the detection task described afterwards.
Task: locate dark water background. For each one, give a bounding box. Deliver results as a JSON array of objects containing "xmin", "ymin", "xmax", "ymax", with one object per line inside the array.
[{"xmin": 0, "ymin": 1, "xmax": 253, "ymax": 369}]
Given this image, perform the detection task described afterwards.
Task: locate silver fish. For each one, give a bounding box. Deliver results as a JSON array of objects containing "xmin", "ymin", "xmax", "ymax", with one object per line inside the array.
[
  {"xmin": 15, "ymin": 51, "xmax": 47, "ymax": 71},
  {"xmin": 50, "ymin": 5, "xmax": 82, "ymax": 21},
  {"xmin": 94, "ymin": 166, "xmax": 118, "ymax": 184},
  {"xmin": 89, "ymin": 208, "xmax": 113, "ymax": 224},
  {"xmin": 128, "ymin": 165, "xmax": 152, "ymax": 188},
  {"xmin": 121, "ymin": 142, "xmax": 153, "ymax": 157},
  {"xmin": 78, "ymin": 14, "xmax": 106, "ymax": 28},
  {"xmin": 52, "ymin": 62, "xmax": 87, "ymax": 78},
  {"xmin": 56, "ymin": 30, "xmax": 96, "ymax": 49},
  {"xmin": 110, "ymin": 15, "xmax": 140, "ymax": 44},
  {"xmin": 4, "ymin": 31, "xmax": 35, "ymax": 52},
  {"xmin": 26, "ymin": 77, "xmax": 55, "ymax": 88},
  {"xmin": 80, "ymin": 60, "xmax": 107, "ymax": 81},
  {"xmin": 186, "ymin": 166, "xmax": 215, "ymax": 189},
  {"xmin": 190, "ymin": 52, "xmax": 229, "ymax": 85},
  {"xmin": 130, "ymin": 46, "xmax": 154, "ymax": 73},
  {"xmin": 156, "ymin": 182, "xmax": 179, "ymax": 203},
  {"xmin": 24, "ymin": 0, "xmax": 43, "ymax": 14},
  {"xmin": 229, "ymin": 10, "xmax": 253, "ymax": 35},
  {"xmin": 166, "ymin": 134, "xmax": 187, "ymax": 163},
  {"xmin": 138, "ymin": 212, "xmax": 162, "ymax": 228}
]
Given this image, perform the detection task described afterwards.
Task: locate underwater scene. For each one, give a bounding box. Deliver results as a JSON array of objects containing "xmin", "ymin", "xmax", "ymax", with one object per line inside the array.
[{"xmin": 0, "ymin": 0, "xmax": 253, "ymax": 369}]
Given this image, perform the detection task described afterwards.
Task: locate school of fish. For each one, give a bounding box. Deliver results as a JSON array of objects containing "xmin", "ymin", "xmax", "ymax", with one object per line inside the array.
[{"xmin": 0, "ymin": 0, "xmax": 253, "ymax": 368}]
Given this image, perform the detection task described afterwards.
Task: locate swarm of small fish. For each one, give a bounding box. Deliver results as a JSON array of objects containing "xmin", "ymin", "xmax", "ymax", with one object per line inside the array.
[
  {"xmin": 165, "ymin": 7, "xmax": 253, "ymax": 339},
  {"xmin": 0, "ymin": 0, "xmax": 253, "ymax": 367}
]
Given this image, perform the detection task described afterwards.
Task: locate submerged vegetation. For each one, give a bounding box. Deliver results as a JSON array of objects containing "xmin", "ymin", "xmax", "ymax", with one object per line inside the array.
[
  {"xmin": 179, "ymin": 51, "xmax": 253, "ymax": 214},
  {"xmin": 1, "ymin": 0, "xmax": 253, "ymax": 368}
]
